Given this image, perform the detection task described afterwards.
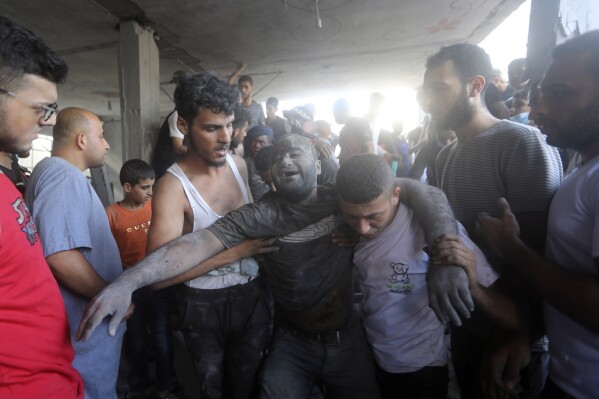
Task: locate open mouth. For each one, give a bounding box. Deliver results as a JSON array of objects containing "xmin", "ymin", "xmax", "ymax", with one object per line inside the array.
[{"xmin": 283, "ymin": 171, "xmax": 299, "ymax": 178}]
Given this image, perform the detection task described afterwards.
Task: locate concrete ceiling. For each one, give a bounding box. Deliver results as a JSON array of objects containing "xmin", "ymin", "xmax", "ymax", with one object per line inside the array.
[{"xmin": 1, "ymin": 0, "xmax": 525, "ymax": 118}]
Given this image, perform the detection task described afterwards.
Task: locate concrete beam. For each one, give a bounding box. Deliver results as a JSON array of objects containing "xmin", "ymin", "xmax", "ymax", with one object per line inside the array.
[
  {"xmin": 527, "ymin": 0, "xmax": 599, "ymax": 85},
  {"xmin": 118, "ymin": 20, "xmax": 160, "ymax": 163}
]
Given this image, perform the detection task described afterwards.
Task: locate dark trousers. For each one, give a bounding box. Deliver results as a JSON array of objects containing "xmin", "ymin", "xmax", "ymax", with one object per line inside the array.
[
  {"xmin": 179, "ymin": 277, "xmax": 271, "ymax": 399},
  {"xmin": 451, "ymin": 325, "xmax": 548, "ymax": 399},
  {"xmin": 259, "ymin": 311, "xmax": 380, "ymax": 399},
  {"xmin": 376, "ymin": 365, "xmax": 449, "ymax": 399},
  {"xmin": 541, "ymin": 378, "xmax": 576, "ymax": 399},
  {"xmin": 127, "ymin": 288, "xmax": 173, "ymax": 393}
]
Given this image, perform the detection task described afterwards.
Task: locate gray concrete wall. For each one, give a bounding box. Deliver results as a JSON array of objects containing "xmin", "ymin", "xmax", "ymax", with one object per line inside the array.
[
  {"xmin": 103, "ymin": 118, "xmax": 124, "ymax": 202},
  {"xmin": 528, "ymin": 0, "xmax": 599, "ymax": 84}
]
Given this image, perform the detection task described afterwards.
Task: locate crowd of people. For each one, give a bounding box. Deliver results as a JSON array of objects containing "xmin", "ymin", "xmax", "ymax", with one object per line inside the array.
[{"xmin": 1, "ymin": 13, "xmax": 599, "ymax": 399}]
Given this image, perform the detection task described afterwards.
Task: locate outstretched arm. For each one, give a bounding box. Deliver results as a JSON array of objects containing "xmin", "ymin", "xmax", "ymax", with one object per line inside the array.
[
  {"xmin": 394, "ymin": 178, "xmax": 473, "ymax": 325},
  {"xmin": 227, "ymin": 63, "xmax": 247, "ymax": 85},
  {"xmin": 76, "ymin": 229, "xmax": 225, "ymax": 341},
  {"xmin": 151, "ymin": 237, "xmax": 278, "ymax": 289}
]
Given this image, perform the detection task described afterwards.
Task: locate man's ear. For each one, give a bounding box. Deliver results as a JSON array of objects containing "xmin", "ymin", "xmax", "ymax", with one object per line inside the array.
[
  {"xmin": 177, "ymin": 116, "xmax": 189, "ymax": 135},
  {"xmin": 75, "ymin": 132, "xmax": 86, "ymax": 150},
  {"xmin": 123, "ymin": 182, "xmax": 132, "ymax": 193},
  {"xmin": 469, "ymin": 75, "xmax": 486, "ymax": 97},
  {"xmin": 391, "ymin": 186, "xmax": 401, "ymax": 206},
  {"xmin": 231, "ymin": 127, "xmax": 240, "ymax": 140},
  {"xmin": 315, "ymin": 159, "xmax": 321, "ymax": 176}
]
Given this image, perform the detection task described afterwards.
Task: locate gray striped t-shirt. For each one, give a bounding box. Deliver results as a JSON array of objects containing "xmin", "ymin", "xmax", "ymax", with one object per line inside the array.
[{"xmin": 436, "ymin": 120, "xmax": 563, "ymax": 269}]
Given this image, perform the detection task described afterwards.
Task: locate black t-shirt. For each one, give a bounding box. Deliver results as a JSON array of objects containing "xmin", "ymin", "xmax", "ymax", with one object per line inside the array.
[
  {"xmin": 151, "ymin": 110, "xmax": 182, "ymax": 179},
  {"xmin": 267, "ymin": 116, "xmax": 288, "ymax": 141}
]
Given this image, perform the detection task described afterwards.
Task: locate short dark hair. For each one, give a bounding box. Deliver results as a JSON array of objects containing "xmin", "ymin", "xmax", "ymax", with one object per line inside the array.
[
  {"xmin": 0, "ymin": 16, "xmax": 68, "ymax": 91},
  {"xmin": 120, "ymin": 159, "xmax": 155, "ymax": 186},
  {"xmin": 174, "ymin": 71, "xmax": 240, "ymax": 125},
  {"xmin": 552, "ymin": 30, "xmax": 599, "ymax": 82},
  {"xmin": 266, "ymin": 97, "xmax": 279, "ymax": 108},
  {"xmin": 254, "ymin": 145, "xmax": 273, "ymax": 172},
  {"xmin": 238, "ymin": 75, "xmax": 253, "ymax": 86},
  {"xmin": 508, "ymin": 58, "xmax": 526, "ymax": 73},
  {"xmin": 336, "ymin": 154, "xmax": 392, "ymax": 204},
  {"xmin": 426, "ymin": 43, "xmax": 492, "ymax": 93},
  {"xmin": 233, "ymin": 103, "xmax": 250, "ymax": 129}
]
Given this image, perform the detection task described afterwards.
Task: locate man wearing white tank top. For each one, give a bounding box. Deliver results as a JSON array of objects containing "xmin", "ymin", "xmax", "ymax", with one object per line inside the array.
[{"xmin": 147, "ymin": 71, "xmax": 277, "ymax": 399}]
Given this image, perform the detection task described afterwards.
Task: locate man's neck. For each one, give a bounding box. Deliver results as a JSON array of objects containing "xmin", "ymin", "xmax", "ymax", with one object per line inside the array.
[
  {"xmin": 454, "ymin": 109, "xmax": 500, "ymax": 143},
  {"xmin": 242, "ymin": 97, "xmax": 253, "ymax": 106},
  {"xmin": 178, "ymin": 152, "xmax": 229, "ymax": 178},
  {"xmin": 0, "ymin": 152, "xmax": 12, "ymax": 169},
  {"xmin": 52, "ymin": 150, "xmax": 88, "ymax": 172},
  {"xmin": 578, "ymin": 137, "xmax": 599, "ymax": 164},
  {"xmin": 301, "ymin": 187, "xmax": 320, "ymax": 205}
]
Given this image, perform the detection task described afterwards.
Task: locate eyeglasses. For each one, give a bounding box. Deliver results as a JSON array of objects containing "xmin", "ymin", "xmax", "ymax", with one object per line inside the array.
[{"xmin": 0, "ymin": 88, "xmax": 58, "ymax": 121}]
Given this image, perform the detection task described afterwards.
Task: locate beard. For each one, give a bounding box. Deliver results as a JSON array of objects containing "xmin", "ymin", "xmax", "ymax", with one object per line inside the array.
[
  {"xmin": 545, "ymin": 98, "xmax": 599, "ymax": 150},
  {"xmin": 0, "ymin": 110, "xmax": 33, "ymax": 154},
  {"xmin": 436, "ymin": 89, "xmax": 474, "ymax": 131},
  {"xmin": 206, "ymin": 157, "xmax": 227, "ymax": 167},
  {"xmin": 188, "ymin": 136, "xmax": 228, "ymax": 167}
]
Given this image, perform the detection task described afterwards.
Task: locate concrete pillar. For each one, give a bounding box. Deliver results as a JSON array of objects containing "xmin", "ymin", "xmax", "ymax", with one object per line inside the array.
[
  {"xmin": 527, "ymin": 0, "xmax": 599, "ymax": 85},
  {"xmin": 118, "ymin": 20, "xmax": 160, "ymax": 163}
]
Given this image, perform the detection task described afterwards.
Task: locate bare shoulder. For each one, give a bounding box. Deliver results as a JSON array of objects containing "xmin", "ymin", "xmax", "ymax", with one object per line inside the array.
[{"xmin": 152, "ymin": 173, "xmax": 186, "ymax": 210}]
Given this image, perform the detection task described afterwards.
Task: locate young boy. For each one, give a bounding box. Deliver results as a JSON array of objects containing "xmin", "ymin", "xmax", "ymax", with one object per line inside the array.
[
  {"xmin": 106, "ymin": 160, "xmax": 174, "ymax": 399},
  {"xmin": 336, "ymin": 154, "xmax": 523, "ymax": 399},
  {"xmin": 106, "ymin": 159, "xmax": 154, "ymax": 269}
]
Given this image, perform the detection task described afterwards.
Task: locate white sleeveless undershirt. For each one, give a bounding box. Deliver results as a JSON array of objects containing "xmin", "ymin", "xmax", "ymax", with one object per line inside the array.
[{"xmin": 166, "ymin": 154, "xmax": 258, "ymax": 289}]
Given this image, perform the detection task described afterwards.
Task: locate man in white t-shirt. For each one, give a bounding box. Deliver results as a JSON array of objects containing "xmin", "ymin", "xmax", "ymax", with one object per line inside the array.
[
  {"xmin": 477, "ymin": 30, "xmax": 599, "ymax": 399},
  {"xmin": 335, "ymin": 154, "xmax": 529, "ymax": 399}
]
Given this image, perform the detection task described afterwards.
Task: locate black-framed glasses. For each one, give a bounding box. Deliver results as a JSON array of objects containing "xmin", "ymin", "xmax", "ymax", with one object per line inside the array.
[{"xmin": 0, "ymin": 88, "xmax": 58, "ymax": 121}]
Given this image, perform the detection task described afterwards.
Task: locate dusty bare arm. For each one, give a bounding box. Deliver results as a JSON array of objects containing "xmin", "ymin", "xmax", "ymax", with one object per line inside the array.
[
  {"xmin": 433, "ymin": 234, "xmax": 527, "ymax": 332},
  {"xmin": 394, "ymin": 178, "xmax": 457, "ymax": 243},
  {"xmin": 394, "ymin": 178, "xmax": 473, "ymax": 325},
  {"xmin": 151, "ymin": 237, "xmax": 278, "ymax": 289},
  {"xmin": 76, "ymin": 229, "xmax": 225, "ymax": 341}
]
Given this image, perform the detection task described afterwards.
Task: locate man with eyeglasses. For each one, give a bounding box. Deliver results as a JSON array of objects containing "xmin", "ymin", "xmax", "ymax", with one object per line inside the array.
[{"xmin": 0, "ymin": 16, "xmax": 84, "ymax": 399}]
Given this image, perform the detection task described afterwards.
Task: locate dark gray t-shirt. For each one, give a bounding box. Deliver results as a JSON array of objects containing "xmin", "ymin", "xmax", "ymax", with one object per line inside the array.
[
  {"xmin": 242, "ymin": 101, "xmax": 265, "ymax": 129},
  {"xmin": 207, "ymin": 186, "xmax": 354, "ymax": 331}
]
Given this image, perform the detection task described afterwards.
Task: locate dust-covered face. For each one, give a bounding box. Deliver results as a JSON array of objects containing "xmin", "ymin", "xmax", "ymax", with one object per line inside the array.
[{"xmin": 271, "ymin": 135, "xmax": 320, "ymax": 201}]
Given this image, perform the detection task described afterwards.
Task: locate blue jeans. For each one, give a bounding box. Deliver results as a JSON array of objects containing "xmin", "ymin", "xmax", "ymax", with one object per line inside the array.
[
  {"xmin": 259, "ymin": 311, "xmax": 380, "ymax": 399},
  {"xmin": 127, "ymin": 287, "xmax": 173, "ymax": 393}
]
